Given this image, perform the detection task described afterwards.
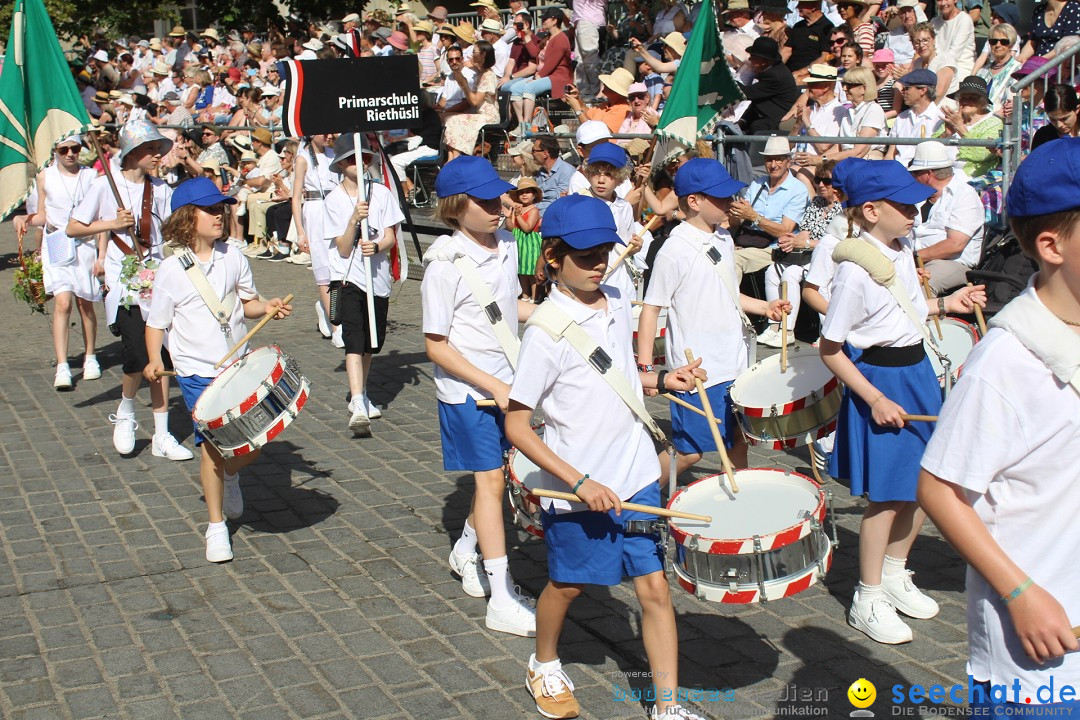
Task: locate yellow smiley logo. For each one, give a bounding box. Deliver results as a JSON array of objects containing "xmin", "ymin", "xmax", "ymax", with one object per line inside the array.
[{"xmin": 848, "ymin": 678, "xmax": 876, "ymax": 709}]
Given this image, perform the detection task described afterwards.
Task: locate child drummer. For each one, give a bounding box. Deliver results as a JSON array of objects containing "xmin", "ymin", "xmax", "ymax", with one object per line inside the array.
[
  {"xmin": 145, "ymin": 178, "xmax": 291, "ymax": 563},
  {"xmin": 505, "ymin": 195, "xmax": 707, "ymax": 720},
  {"xmin": 919, "ymin": 138, "xmax": 1080, "ymax": 713},
  {"xmin": 637, "ymin": 158, "xmax": 788, "ymax": 477},
  {"xmin": 818, "ymin": 160, "xmax": 983, "ymax": 644}
]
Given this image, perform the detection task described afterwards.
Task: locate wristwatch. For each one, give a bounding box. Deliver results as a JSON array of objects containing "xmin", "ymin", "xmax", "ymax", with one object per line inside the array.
[{"xmin": 637, "ymin": 363, "xmax": 654, "ymax": 373}]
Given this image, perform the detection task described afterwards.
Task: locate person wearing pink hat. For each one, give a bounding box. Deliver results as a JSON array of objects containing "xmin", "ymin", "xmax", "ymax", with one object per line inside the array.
[
  {"xmin": 870, "ymin": 48, "xmax": 898, "ymax": 117},
  {"xmin": 387, "ymin": 30, "xmax": 410, "ymax": 52}
]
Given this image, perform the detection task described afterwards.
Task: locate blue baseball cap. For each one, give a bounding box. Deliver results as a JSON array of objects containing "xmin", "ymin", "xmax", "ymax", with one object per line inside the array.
[
  {"xmin": 540, "ymin": 195, "xmax": 624, "ymax": 249},
  {"xmin": 845, "ymin": 160, "xmax": 935, "ymax": 206},
  {"xmin": 1007, "ymin": 137, "xmax": 1080, "ymax": 217},
  {"xmin": 832, "ymin": 157, "xmax": 872, "ymax": 206},
  {"xmin": 673, "ymin": 158, "xmax": 747, "ymax": 199},
  {"xmin": 434, "ymin": 155, "xmax": 515, "ymax": 199},
  {"xmin": 586, "ymin": 142, "xmax": 629, "ymax": 169},
  {"xmin": 899, "ymin": 68, "xmax": 937, "ymax": 87},
  {"xmin": 170, "ymin": 177, "xmax": 237, "ymax": 213}
]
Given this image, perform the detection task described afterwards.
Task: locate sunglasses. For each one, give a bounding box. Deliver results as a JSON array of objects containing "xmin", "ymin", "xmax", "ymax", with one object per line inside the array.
[
  {"xmin": 629, "ymin": 92, "xmax": 648, "ymax": 100},
  {"xmin": 987, "ymin": 38, "xmax": 1010, "ymax": 46},
  {"xmin": 831, "ymin": 37, "xmax": 847, "ymax": 45},
  {"xmin": 200, "ymin": 203, "xmax": 227, "ymax": 214},
  {"xmin": 841, "ymin": 81, "xmax": 864, "ymax": 88},
  {"xmin": 814, "ymin": 176, "xmax": 833, "ymax": 185},
  {"xmin": 57, "ymin": 145, "xmax": 80, "ymax": 155}
]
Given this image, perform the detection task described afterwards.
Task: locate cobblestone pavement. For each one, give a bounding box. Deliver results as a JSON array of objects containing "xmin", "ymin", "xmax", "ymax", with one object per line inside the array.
[{"xmin": 0, "ymin": 217, "xmax": 971, "ymax": 720}]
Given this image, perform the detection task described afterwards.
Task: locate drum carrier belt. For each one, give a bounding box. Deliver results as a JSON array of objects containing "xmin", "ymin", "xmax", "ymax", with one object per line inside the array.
[
  {"xmin": 177, "ymin": 248, "xmax": 238, "ymax": 337},
  {"xmin": 677, "ymin": 234, "xmax": 757, "ymax": 366}
]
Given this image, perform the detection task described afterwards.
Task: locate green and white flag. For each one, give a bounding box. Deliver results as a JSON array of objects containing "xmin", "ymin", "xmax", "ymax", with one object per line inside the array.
[
  {"xmin": 0, "ymin": 0, "xmax": 88, "ymax": 220},
  {"xmin": 656, "ymin": 0, "xmax": 743, "ymax": 148}
]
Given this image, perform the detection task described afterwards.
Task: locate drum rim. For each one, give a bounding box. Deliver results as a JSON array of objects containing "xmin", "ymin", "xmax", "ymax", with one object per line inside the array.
[
  {"xmin": 205, "ymin": 374, "xmax": 309, "ymax": 458},
  {"xmin": 193, "ymin": 345, "xmax": 288, "ymax": 428},
  {"xmin": 667, "ymin": 468, "xmax": 826, "ymax": 552},
  {"xmin": 743, "ymin": 417, "xmax": 838, "ymax": 449},
  {"xmin": 507, "ymin": 447, "xmax": 542, "ymax": 505},
  {"xmin": 729, "ymin": 347, "xmax": 841, "ymax": 415}
]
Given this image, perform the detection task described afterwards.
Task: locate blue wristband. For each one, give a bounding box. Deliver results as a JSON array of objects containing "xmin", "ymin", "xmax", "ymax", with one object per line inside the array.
[{"xmin": 572, "ymin": 475, "xmax": 588, "ymax": 494}]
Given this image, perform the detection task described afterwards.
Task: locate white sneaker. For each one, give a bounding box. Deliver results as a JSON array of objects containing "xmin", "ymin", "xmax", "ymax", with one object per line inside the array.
[
  {"xmin": 848, "ymin": 590, "xmax": 913, "ymax": 644},
  {"xmin": 652, "ymin": 704, "xmax": 708, "ymax": 720},
  {"xmin": 448, "ymin": 549, "xmax": 490, "ymax": 598},
  {"xmin": 882, "ymin": 569, "xmax": 940, "ymax": 619},
  {"xmin": 110, "ymin": 413, "xmax": 138, "ymax": 455},
  {"xmin": 205, "ymin": 525, "xmax": 233, "ymax": 563},
  {"xmin": 315, "ymin": 301, "xmax": 331, "ymax": 338},
  {"xmin": 757, "ymin": 326, "xmax": 794, "ymax": 348},
  {"xmin": 223, "ymin": 473, "xmax": 244, "ymax": 519},
  {"xmin": 363, "ymin": 393, "xmax": 382, "ymax": 419},
  {"xmin": 486, "ymin": 587, "xmax": 536, "ymax": 637},
  {"xmin": 152, "ymin": 433, "xmax": 195, "ymax": 461},
  {"xmin": 287, "ymin": 251, "xmax": 311, "ymax": 265},
  {"xmin": 331, "ymin": 327, "xmax": 345, "ymax": 349},
  {"xmin": 54, "ymin": 366, "xmax": 73, "ymax": 390},
  {"xmin": 348, "ymin": 399, "xmax": 371, "ymax": 437},
  {"xmin": 242, "ymin": 242, "xmax": 264, "ymax": 257},
  {"xmin": 82, "ymin": 357, "xmax": 101, "ymax": 381}
]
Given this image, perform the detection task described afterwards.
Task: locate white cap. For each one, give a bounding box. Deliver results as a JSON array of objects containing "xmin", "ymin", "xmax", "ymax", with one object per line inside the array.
[
  {"xmin": 908, "ymin": 140, "xmax": 953, "ymax": 171},
  {"xmin": 301, "ymin": 38, "xmax": 324, "ymax": 51},
  {"xmin": 92, "ymin": 50, "xmax": 109, "ymax": 62},
  {"xmin": 575, "ymin": 120, "xmax": 612, "ymax": 146},
  {"xmin": 260, "ymin": 84, "xmax": 281, "ymax": 96}
]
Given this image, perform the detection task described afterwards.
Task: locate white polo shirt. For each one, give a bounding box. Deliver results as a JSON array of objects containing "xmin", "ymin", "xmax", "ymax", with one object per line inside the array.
[
  {"xmin": 804, "ymin": 96, "xmax": 850, "ymax": 156},
  {"xmin": 421, "ymin": 229, "xmax": 520, "ymax": 404},
  {"xmin": 921, "ymin": 288, "xmax": 1080, "ymax": 699},
  {"xmin": 601, "ymin": 196, "xmax": 638, "ymax": 301},
  {"xmin": 840, "ymin": 101, "xmax": 887, "ymax": 154},
  {"xmin": 147, "ymin": 242, "xmax": 259, "ymax": 377},
  {"xmin": 804, "ymin": 230, "xmax": 844, "ymax": 305},
  {"xmin": 438, "ymin": 67, "xmax": 476, "ymax": 107},
  {"xmin": 510, "ymin": 286, "xmax": 660, "ymax": 511},
  {"xmin": 644, "ymin": 221, "xmax": 747, "ymax": 386},
  {"xmin": 890, "ymin": 102, "xmax": 946, "ymax": 166},
  {"xmin": 323, "ymin": 180, "xmax": 404, "ymax": 297},
  {"xmin": 912, "ymin": 173, "xmax": 985, "ymax": 267},
  {"xmin": 822, "ymin": 231, "xmax": 927, "ymax": 349},
  {"xmin": 69, "ymin": 174, "xmax": 172, "ymax": 323}
]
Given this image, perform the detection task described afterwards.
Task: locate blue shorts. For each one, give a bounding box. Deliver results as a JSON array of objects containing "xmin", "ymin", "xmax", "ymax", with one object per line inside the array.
[
  {"xmin": 437, "ymin": 397, "xmax": 510, "ymax": 472},
  {"xmin": 669, "ymin": 381, "xmax": 738, "ymax": 455},
  {"xmin": 541, "ymin": 483, "xmax": 665, "ymax": 586},
  {"xmin": 176, "ymin": 374, "xmax": 214, "ymax": 447}
]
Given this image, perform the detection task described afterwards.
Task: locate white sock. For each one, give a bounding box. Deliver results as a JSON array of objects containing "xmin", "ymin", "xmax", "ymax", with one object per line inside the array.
[
  {"xmin": 857, "ymin": 581, "xmax": 884, "ymax": 600},
  {"xmin": 883, "ymin": 555, "xmax": 907, "ymax": 577},
  {"xmin": 56, "ymin": 362, "xmax": 70, "ymax": 372},
  {"xmin": 206, "ymin": 520, "xmax": 226, "ymax": 536},
  {"xmin": 483, "ymin": 555, "xmax": 516, "ymax": 608},
  {"xmin": 529, "ymin": 653, "xmax": 561, "ymax": 672},
  {"xmin": 153, "ymin": 411, "xmax": 169, "ymax": 437},
  {"xmin": 453, "ymin": 520, "xmax": 478, "ymax": 557},
  {"xmin": 118, "ymin": 395, "xmax": 136, "ymax": 415},
  {"xmin": 84, "ymin": 354, "xmax": 96, "ymax": 365}
]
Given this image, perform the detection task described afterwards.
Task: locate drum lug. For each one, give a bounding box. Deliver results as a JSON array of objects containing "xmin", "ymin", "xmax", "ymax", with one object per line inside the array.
[
  {"xmin": 725, "ymin": 568, "xmax": 739, "ymax": 594},
  {"xmin": 689, "ymin": 534, "xmax": 706, "ymax": 598},
  {"xmin": 810, "ymin": 389, "xmax": 820, "ymax": 403},
  {"xmin": 826, "ymin": 489, "xmax": 839, "ymax": 549},
  {"xmin": 767, "ymin": 406, "xmax": 782, "ymax": 443},
  {"xmin": 753, "ymin": 535, "xmax": 768, "ymax": 602}
]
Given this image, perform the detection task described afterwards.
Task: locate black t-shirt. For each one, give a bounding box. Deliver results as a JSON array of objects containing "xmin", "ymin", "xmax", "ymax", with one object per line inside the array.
[{"xmin": 785, "ymin": 14, "xmax": 835, "ymax": 72}]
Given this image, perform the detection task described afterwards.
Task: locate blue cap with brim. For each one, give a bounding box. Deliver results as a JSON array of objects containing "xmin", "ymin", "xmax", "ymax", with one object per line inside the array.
[
  {"xmin": 1007, "ymin": 137, "xmax": 1080, "ymax": 217},
  {"xmin": 586, "ymin": 142, "xmax": 629, "ymax": 169},
  {"xmin": 170, "ymin": 177, "xmax": 237, "ymax": 213},
  {"xmin": 673, "ymin": 157, "xmax": 747, "ymax": 199},
  {"xmin": 899, "ymin": 68, "xmax": 937, "ymax": 87},
  {"xmin": 540, "ymin": 195, "xmax": 624, "ymax": 249},
  {"xmin": 845, "ymin": 160, "xmax": 935, "ymax": 206},
  {"xmin": 832, "ymin": 157, "xmax": 872, "ymax": 206},
  {"xmin": 434, "ymin": 155, "xmax": 514, "ymax": 199}
]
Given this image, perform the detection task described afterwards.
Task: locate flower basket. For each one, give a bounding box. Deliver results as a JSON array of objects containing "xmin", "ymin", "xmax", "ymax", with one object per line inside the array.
[{"xmin": 11, "ymin": 230, "xmax": 49, "ymax": 313}]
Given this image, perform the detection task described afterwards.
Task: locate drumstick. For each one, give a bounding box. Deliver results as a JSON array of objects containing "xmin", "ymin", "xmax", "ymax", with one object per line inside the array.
[
  {"xmin": 215, "ymin": 293, "xmax": 294, "ymax": 369},
  {"xmin": 476, "ymin": 399, "xmax": 497, "ymax": 407},
  {"xmin": 531, "ymin": 488, "xmax": 712, "ymax": 522},
  {"xmin": 684, "ymin": 348, "xmax": 739, "ymax": 494},
  {"xmin": 780, "ymin": 283, "xmax": 789, "ymax": 374},
  {"xmin": 967, "ymin": 282, "xmax": 988, "ymax": 336},
  {"xmin": 602, "ymin": 215, "xmax": 660, "ymax": 281},
  {"xmin": 156, "ymin": 370, "xmax": 178, "ymax": 377},
  {"xmin": 900, "ymin": 414, "xmax": 938, "ymax": 422},
  {"xmin": 661, "ymin": 393, "xmax": 723, "ymax": 426},
  {"xmin": 916, "ymin": 255, "xmax": 944, "ymax": 340}
]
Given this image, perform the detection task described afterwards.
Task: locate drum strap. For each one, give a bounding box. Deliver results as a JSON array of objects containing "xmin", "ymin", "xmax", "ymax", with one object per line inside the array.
[
  {"xmin": 526, "ymin": 301, "xmax": 666, "ymax": 444},
  {"xmin": 177, "ymin": 248, "xmax": 238, "ymax": 336},
  {"xmin": 990, "ymin": 288, "xmax": 1080, "ymax": 399},
  {"xmin": 425, "ymin": 238, "xmax": 521, "ymax": 370},
  {"xmin": 677, "ymin": 234, "xmax": 758, "ymax": 365}
]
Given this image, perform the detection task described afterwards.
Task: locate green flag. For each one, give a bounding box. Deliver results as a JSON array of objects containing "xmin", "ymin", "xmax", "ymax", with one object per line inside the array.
[
  {"xmin": 0, "ymin": 0, "xmax": 88, "ymax": 220},
  {"xmin": 656, "ymin": 0, "xmax": 743, "ymax": 147}
]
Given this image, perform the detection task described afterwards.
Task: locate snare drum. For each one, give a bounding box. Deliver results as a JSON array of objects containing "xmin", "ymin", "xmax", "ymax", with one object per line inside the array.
[
  {"xmin": 729, "ymin": 346, "xmax": 842, "ymax": 449},
  {"xmin": 192, "ymin": 345, "xmax": 310, "ymax": 458},
  {"xmin": 632, "ymin": 304, "xmax": 668, "ymax": 366},
  {"xmin": 506, "ymin": 448, "xmax": 544, "ymax": 538},
  {"xmin": 667, "ymin": 469, "xmax": 833, "ymax": 603},
  {"xmin": 925, "ymin": 318, "xmax": 979, "ymax": 389}
]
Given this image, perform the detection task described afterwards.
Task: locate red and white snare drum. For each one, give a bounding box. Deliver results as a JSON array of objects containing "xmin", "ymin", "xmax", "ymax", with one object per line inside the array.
[
  {"xmin": 192, "ymin": 345, "xmax": 309, "ymax": 458},
  {"xmin": 666, "ymin": 469, "xmax": 834, "ymax": 603},
  {"xmin": 507, "ymin": 447, "xmax": 544, "ymax": 538},
  {"xmin": 926, "ymin": 317, "xmax": 979, "ymax": 389},
  {"xmin": 729, "ymin": 346, "xmax": 842, "ymax": 450},
  {"xmin": 632, "ymin": 304, "xmax": 668, "ymax": 367}
]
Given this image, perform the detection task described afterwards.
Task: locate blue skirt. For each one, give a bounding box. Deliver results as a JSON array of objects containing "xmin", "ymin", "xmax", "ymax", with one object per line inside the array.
[{"xmin": 828, "ymin": 348, "xmax": 942, "ymax": 502}]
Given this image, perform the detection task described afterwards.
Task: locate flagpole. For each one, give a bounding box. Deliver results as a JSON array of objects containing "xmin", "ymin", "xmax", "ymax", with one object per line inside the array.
[
  {"xmin": 354, "ymin": 131, "xmax": 379, "ymax": 349},
  {"xmin": 86, "ymin": 128, "xmax": 141, "ymax": 260}
]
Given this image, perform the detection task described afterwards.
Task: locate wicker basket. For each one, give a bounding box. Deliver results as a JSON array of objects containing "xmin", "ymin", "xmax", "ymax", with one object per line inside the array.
[{"xmin": 15, "ymin": 229, "xmax": 50, "ymax": 309}]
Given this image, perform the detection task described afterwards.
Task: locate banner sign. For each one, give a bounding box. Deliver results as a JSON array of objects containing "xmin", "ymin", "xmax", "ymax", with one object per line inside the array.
[{"xmin": 279, "ymin": 56, "xmax": 422, "ymax": 137}]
